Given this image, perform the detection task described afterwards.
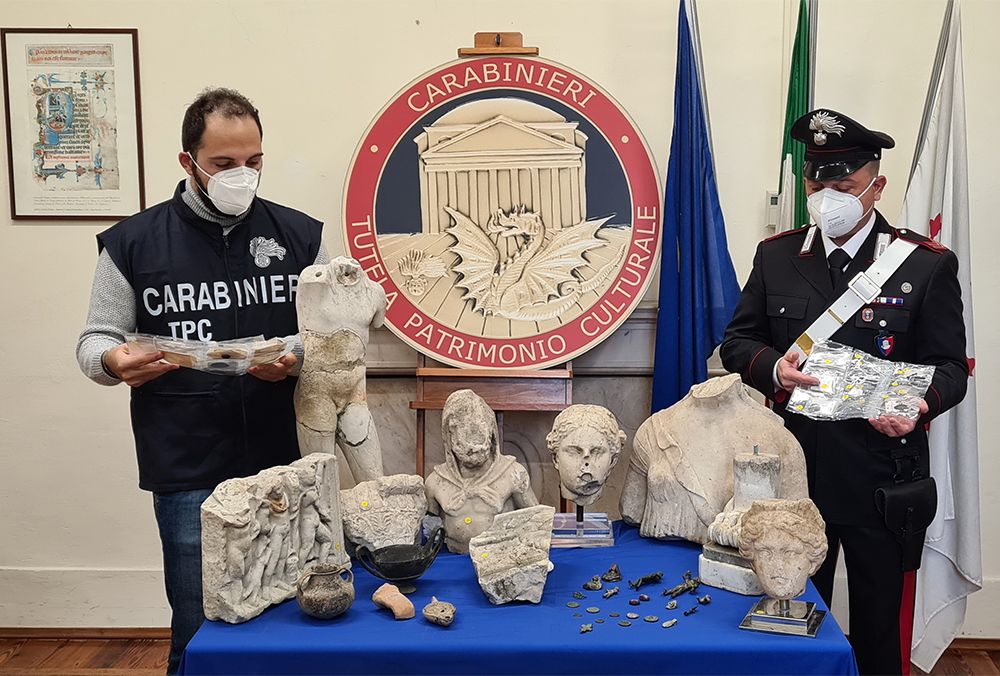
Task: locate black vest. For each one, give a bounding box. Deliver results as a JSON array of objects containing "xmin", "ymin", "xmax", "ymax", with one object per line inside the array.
[{"xmin": 98, "ymin": 181, "xmax": 323, "ymax": 492}]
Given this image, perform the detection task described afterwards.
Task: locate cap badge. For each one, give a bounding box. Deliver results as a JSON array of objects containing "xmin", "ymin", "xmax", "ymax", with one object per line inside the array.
[{"xmin": 809, "ymin": 111, "xmax": 846, "ymax": 146}]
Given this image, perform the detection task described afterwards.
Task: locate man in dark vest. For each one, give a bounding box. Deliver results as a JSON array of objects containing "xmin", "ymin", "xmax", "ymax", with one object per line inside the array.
[
  {"xmin": 721, "ymin": 109, "xmax": 968, "ymax": 675},
  {"xmin": 76, "ymin": 88, "xmax": 327, "ymax": 674}
]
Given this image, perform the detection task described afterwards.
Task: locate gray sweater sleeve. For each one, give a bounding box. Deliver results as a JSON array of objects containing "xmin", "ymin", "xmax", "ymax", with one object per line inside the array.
[{"xmin": 76, "ymin": 249, "xmax": 134, "ymax": 386}]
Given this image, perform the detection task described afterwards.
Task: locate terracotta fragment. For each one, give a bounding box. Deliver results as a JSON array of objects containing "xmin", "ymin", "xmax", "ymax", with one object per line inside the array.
[{"xmin": 371, "ymin": 583, "xmax": 415, "ymax": 620}]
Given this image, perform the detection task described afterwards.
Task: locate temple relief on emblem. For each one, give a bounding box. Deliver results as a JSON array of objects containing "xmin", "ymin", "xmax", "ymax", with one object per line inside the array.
[{"xmin": 374, "ymin": 98, "xmax": 630, "ymax": 338}]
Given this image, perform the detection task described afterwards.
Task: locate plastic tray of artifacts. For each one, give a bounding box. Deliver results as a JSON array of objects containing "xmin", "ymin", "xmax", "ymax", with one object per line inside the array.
[
  {"xmin": 125, "ymin": 333, "xmax": 291, "ymax": 375},
  {"xmin": 786, "ymin": 340, "xmax": 935, "ymax": 421}
]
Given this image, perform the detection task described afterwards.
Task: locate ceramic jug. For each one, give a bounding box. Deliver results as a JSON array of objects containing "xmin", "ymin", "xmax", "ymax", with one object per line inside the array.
[{"xmin": 295, "ymin": 563, "xmax": 354, "ymax": 619}]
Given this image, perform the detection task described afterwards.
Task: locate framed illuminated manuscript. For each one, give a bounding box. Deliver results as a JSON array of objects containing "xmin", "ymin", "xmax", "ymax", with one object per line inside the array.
[{"xmin": 1, "ymin": 28, "xmax": 145, "ymax": 219}]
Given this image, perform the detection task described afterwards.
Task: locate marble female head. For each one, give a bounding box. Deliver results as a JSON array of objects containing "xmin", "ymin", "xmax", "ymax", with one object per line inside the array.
[
  {"xmin": 546, "ymin": 405, "xmax": 626, "ymax": 506},
  {"xmin": 739, "ymin": 498, "xmax": 828, "ymax": 600}
]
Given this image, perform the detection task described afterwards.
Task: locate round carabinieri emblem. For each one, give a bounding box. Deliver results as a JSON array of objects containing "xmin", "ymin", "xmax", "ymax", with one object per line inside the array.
[{"xmin": 344, "ymin": 56, "xmax": 662, "ymax": 369}]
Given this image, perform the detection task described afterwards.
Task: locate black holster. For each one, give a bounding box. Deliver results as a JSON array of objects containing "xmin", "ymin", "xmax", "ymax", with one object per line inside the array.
[{"xmin": 874, "ymin": 454, "xmax": 937, "ymax": 572}]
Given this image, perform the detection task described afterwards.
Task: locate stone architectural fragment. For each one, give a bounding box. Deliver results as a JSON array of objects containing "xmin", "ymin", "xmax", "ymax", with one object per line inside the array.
[
  {"xmin": 340, "ymin": 474, "xmax": 427, "ymax": 551},
  {"xmin": 620, "ymin": 374, "xmax": 808, "ymax": 544},
  {"xmin": 468, "ymin": 505, "xmax": 556, "ymax": 605},
  {"xmin": 202, "ymin": 453, "xmax": 346, "ymax": 623},
  {"xmin": 700, "ymin": 448, "xmax": 784, "ymax": 595}
]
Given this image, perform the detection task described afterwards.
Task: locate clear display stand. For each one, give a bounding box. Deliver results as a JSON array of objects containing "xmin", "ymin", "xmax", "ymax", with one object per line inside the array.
[
  {"xmin": 738, "ymin": 597, "xmax": 827, "ymax": 637},
  {"xmin": 551, "ymin": 504, "xmax": 614, "ymax": 548}
]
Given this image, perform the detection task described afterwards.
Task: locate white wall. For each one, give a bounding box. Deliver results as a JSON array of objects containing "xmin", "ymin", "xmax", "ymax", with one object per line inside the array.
[{"xmin": 0, "ymin": 0, "xmax": 996, "ymax": 637}]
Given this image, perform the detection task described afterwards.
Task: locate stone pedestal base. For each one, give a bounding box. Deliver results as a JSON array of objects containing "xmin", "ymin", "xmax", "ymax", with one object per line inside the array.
[{"xmin": 698, "ymin": 542, "xmax": 763, "ymax": 596}]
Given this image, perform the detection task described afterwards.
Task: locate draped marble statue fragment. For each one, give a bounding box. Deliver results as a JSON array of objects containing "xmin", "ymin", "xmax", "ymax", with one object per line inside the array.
[
  {"xmin": 202, "ymin": 453, "xmax": 345, "ymax": 623},
  {"xmin": 295, "ymin": 256, "xmax": 385, "ymax": 481},
  {"xmin": 469, "ymin": 505, "xmax": 557, "ymax": 605},
  {"xmin": 620, "ymin": 374, "xmax": 808, "ymax": 544},
  {"xmin": 546, "ymin": 404, "xmax": 626, "ymax": 507},
  {"xmin": 739, "ymin": 499, "xmax": 828, "ymax": 601},
  {"xmin": 340, "ymin": 474, "xmax": 428, "ymax": 551},
  {"xmin": 424, "ymin": 389, "xmax": 539, "ymax": 554}
]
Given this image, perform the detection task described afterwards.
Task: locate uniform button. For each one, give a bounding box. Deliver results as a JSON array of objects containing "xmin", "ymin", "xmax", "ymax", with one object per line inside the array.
[
  {"xmin": 900, "ymin": 229, "xmax": 908, "ymax": 234},
  {"xmin": 779, "ymin": 307, "xmax": 786, "ymax": 314},
  {"xmin": 900, "ymin": 439, "xmax": 907, "ymax": 445},
  {"xmin": 879, "ymin": 320, "xmax": 887, "ymax": 327}
]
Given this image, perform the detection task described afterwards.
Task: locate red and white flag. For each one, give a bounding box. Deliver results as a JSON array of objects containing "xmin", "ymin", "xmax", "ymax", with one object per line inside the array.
[{"xmin": 899, "ymin": 1, "xmax": 981, "ymax": 671}]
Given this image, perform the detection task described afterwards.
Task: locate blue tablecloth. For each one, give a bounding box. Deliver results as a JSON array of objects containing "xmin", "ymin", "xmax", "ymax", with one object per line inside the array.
[{"xmin": 181, "ymin": 523, "xmax": 858, "ymax": 675}]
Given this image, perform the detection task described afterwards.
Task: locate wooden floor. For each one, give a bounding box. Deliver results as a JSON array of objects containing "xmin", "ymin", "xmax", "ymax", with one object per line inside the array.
[
  {"xmin": 0, "ymin": 636, "xmax": 996, "ymax": 674},
  {"xmin": 0, "ymin": 637, "xmax": 167, "ymax": 675}
]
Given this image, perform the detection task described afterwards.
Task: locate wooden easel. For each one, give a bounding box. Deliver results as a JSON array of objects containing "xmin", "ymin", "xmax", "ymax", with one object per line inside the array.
[{"xmin": 410, "ymin": 355, "xmax": 573, "ymax": 476}]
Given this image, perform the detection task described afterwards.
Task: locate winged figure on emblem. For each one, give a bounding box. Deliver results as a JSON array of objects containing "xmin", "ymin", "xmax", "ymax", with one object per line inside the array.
[{"xmin": 443, "ymin": 205, "xmax": 626, "ymax": 321}]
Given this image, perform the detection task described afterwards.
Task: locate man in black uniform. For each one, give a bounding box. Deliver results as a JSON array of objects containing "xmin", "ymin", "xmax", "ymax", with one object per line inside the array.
[{"xmin": 721, "ymin": 109, "xmax": 968, "ymax": 675}]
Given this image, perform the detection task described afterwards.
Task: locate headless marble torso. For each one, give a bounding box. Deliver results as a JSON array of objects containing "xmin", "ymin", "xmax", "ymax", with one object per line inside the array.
[{"xmin": 294, "ymin": 257, "xmax": 386, "ymax": 482}]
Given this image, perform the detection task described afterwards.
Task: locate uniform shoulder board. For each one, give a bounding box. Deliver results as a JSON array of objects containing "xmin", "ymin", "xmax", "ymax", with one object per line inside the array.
[
  {"xmin": 762, "ymin": 227, "xmax": 807, "ymax": 243},
  {"xmin": 893, "ymin": 227, "xmax": 950, "ymax": 253}
]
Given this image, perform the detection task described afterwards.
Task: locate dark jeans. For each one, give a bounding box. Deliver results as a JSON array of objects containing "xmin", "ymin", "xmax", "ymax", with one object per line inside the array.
[{"xmin": 153, "ymin": 488, "xmax": 213, "ymax": 676}]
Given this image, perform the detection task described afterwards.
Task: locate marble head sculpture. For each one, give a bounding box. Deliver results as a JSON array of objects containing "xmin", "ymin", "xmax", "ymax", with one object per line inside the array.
[
  {"xmin": 424, "ymin": 389, "xmax": 539, "ymax": 553},
  {"xmin": 545, "ymin": 404, "xmax": 626, "ymax": 506},
  {"xmin": 294, "ymin": 256, "xmax": 385, "ymax": 482},
  {"xmin": 738, "ymin": 499, "xmax": 828, "ymax": 601}
]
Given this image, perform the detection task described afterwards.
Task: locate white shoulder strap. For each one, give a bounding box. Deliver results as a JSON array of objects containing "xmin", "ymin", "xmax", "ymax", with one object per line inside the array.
[{"xmin": 790, "ymin": 236, "xmax": 919, "ymax": 361}]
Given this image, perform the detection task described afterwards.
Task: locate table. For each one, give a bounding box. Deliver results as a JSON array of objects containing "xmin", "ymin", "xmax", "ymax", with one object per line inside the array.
[{"xmin": 180, "ymin": 523, "xmax": 858, "ymax": 675}]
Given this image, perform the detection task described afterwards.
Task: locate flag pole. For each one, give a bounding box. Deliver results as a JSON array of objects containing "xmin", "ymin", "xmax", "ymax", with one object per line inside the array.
[
  {"xmin": 908, "ymin": 0, "xmax": 956, "ymax": 186},
  {"xmin": 807, "ymin": 0, "xmax": 818, "ymax": 109}
]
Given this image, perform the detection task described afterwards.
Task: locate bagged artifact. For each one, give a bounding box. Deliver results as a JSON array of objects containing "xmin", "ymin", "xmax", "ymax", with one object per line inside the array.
[
  {"xmin": 125, "ymin": 333, "xmax": 290, "ymax": 375},
  {"xmin": 787, "ymin": 340, "xmax": 934, "ymax": 421}
]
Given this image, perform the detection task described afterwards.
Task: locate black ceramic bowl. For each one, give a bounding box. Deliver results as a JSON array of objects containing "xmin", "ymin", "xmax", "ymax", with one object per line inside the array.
[{"xmin": 355, "ymin": 527, "xmax": 445, "ymax": 585}]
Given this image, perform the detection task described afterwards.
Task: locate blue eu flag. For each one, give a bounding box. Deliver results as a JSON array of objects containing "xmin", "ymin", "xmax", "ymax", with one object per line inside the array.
[{"xmin": 652, "ymin": 0, "xmax": 742, "ymax": 413}]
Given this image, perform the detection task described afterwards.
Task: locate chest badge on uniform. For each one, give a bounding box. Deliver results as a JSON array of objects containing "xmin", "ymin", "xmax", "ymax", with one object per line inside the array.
[
  {"xmin": 861, "ymin": 308, "xmax": 874, "ymax": 323},
  {"xmin": 876, "ymin": 331, "xmax": 894, "ymax": 357},
  {"xmin": 901, "ymin": 282, "xmax": 913, "ymax": 294},
  {"xmin": 249, "ymin": 237, "xmax": 287, "ymax": 268}
]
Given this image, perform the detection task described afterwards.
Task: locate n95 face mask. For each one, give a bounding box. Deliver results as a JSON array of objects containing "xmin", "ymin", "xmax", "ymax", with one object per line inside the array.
[
  {"xmin": 188, "ymin": 154, "xmax": 260, "ymax": 216},
  {"xmin": 806, "ymin": 176, "xmax": 876, "ymax": 238}
]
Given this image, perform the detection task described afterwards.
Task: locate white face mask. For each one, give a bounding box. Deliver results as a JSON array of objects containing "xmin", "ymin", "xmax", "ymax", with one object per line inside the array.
[
  {"xmin": 806, "ymin": 176, "xmax": 877, "ymax": 238},
  {"xmin": 188, "ymin": 153, "xmax": 260, "ymax": 216}
]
